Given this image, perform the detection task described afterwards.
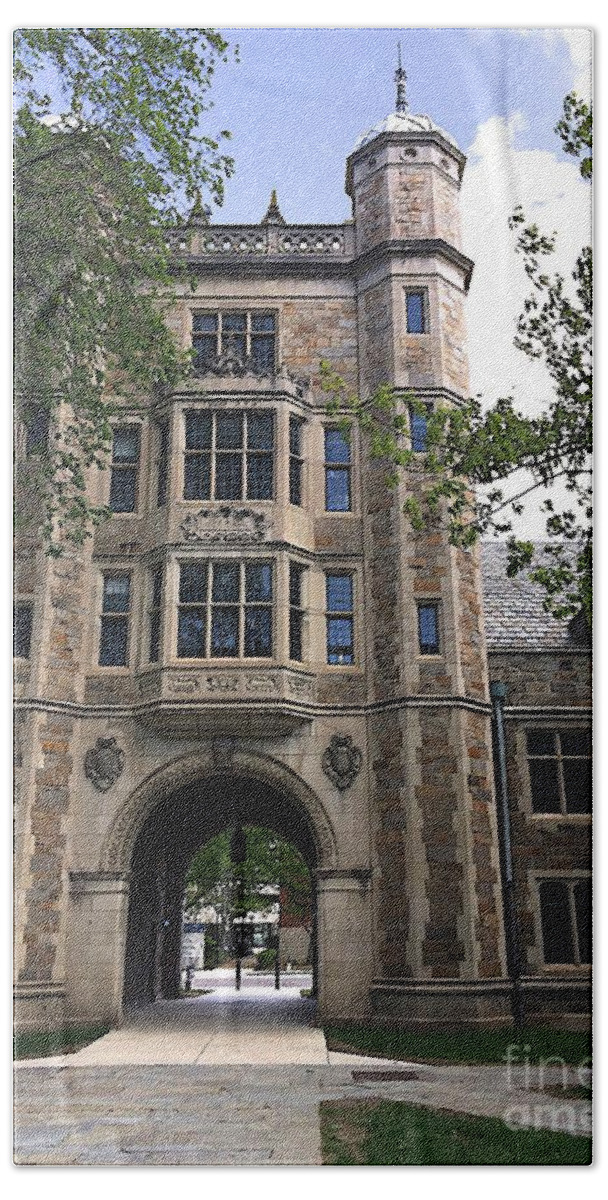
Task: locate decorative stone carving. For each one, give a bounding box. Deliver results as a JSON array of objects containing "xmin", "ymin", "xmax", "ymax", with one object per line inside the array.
[
  {"xmin": 322, "ymin": 734, "xmax": 363, "ymax": 791},
  {"xmin": 244, "ymin": 673, "xmax": 281, "ymax": 695},
  {"xmin": 84, "ymin": 737, "xmax": 124, "ymax": 793},
  {"xmin": 166, "ymin": 675, "xmax": 201, "ymax": 695},
  {"xmin": 180, "ymin": 505, "xmax": 268, "ymax": 545},
  {"xmin": 203, "ymin": 350, "xmax": 275, "ymax": 378},
  {"xmin": 205, "ymin": 673, "xmax": 239, "ymax": 693},
  {"xmin": 287, "ymin": 674, "xmax": 315, "ymax": 697}
]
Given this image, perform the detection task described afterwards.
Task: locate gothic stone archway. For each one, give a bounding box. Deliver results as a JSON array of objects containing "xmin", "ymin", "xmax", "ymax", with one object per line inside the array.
[{"xmin": 66, "ymin": 748, "xmax": 377, "ymax": 1025}]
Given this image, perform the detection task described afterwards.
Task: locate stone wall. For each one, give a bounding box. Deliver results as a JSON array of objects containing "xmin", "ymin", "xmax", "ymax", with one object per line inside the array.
[
  {"xmin": 488, "ymin": 651, "xmax": 591, "ymax": 708},
  {"xmin": 489, "ymin": 648, "xmax": 591, "ymax": 1017},
  {"xmin": 279, "ymin": 298, "xmax": 358, "ymax": 388}
]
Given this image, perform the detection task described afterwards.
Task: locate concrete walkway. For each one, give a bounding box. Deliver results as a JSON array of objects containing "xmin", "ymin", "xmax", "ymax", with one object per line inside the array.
[
  {"xmin": 14, "ymin": 987, "xmax": 592, "ymax": 1164},
  {"xmin": 61, "ymin": 986, "xmax": 328, "ymax": 1067}
]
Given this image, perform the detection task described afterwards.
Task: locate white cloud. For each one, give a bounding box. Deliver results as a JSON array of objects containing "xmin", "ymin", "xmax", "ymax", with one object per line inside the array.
[
  {"xmin": 509, "ymin": 27, "xmax": 592, "ymax": 100},
  {"xmin": 462, "ymin": 113, "xmax": 590, "ymax": 408},
  {"xmin": 560, "ymin": 28, "xmax": 593, "ymax": 100},
  {"xmin": 461, "ymin": 114, "xmax": 591, "ymax": 535}
]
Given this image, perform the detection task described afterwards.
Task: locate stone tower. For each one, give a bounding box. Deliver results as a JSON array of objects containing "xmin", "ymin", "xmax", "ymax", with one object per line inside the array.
[{"xmin": 345, "ymin": 77, "xmax": 509, "ymax": 1022}]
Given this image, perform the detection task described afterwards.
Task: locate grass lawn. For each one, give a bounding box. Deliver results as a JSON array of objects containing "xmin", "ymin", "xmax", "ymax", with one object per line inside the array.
[
  {"xmin": 324, "ymin": 1024, "xmax": 591, "ymax": 1066},
  {"xmin": 14, "ymin": 1023, "xmax": 111, "ymax": 1060},
  {"xmin": 320, "ymin": 1100, "xmax": 592, "ymax": 1165}
]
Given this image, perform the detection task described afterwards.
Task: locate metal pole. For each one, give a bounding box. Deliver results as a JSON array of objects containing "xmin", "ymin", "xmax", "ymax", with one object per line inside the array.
[
  {"xmin": 490, "ymin": 681, "xmax": 525, "ymax": 1030},
  {"xmin": 275, "ymin": 888, "xmax": 281, "ymax": 990}
]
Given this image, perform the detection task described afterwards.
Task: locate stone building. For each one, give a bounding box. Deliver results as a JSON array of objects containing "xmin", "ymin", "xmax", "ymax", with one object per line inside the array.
[{"xmin": 14, "ymin": 73, "xmax": 591, "ymax": 1033}]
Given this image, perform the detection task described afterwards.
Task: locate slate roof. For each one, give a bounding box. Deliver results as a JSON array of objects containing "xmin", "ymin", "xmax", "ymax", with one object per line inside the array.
[{"xmin": 481, "ymin": 542, "xmax": 590, "ymax": 652}]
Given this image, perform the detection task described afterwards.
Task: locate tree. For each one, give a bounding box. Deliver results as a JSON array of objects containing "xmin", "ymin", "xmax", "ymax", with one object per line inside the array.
[
  {"xmin": 184, "ymin": 826, "xmax": 312, "ymax": 924},
  {"xmin": 14, "ymin": 28, "xmax": 236, "ymax": 550},
  {"xmin": 322, "ymin": 91, "xmax": 592, "ymax": 623}
]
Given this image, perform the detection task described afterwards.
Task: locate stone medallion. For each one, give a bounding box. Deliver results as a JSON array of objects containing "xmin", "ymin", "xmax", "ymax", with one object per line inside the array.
[
  {"xmin": 84, "ymin": 737, "xmax": 125, "ymax": 793},
  {"xmin": 322, "ymin": 734, "xmax": 363, "ymax": 790}
]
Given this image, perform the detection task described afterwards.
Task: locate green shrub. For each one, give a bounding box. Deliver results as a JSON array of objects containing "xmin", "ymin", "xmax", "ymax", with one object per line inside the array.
[{"xmin": 255, "ymin": 948, "xmax": 277, "ymax": 971}]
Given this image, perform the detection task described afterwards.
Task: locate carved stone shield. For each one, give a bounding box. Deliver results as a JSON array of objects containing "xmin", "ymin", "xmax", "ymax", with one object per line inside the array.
[
  {"xmin": 84, "ymin": 737, "xmax": 124, "ymax": 793},
  {"xmin": 322, "ymin": 734, "xmax": 363, "ymax": 790}
]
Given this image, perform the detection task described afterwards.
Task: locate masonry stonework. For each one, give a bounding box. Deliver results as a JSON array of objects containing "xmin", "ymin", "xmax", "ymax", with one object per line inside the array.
[{"xmin": 14, "ymin": 97, "xmax": 590, "ymax": 1033}]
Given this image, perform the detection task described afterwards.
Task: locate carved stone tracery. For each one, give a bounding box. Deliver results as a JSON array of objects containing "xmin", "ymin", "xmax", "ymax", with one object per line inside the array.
[{"xmin": 180, "ymin": 505, "xmax": 268, "ymax": 545}]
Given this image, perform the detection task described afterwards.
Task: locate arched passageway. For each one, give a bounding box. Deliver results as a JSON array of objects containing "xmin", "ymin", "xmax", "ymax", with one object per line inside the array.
[{"xmin": 122, "ymin": 772, "xmax": 321, "ymax": 1011}]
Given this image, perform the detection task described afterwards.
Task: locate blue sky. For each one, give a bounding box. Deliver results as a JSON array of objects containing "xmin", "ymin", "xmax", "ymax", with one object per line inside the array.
[{"xmin": 206, "ymin": 27, "xmax": 582, "ymax": 224}]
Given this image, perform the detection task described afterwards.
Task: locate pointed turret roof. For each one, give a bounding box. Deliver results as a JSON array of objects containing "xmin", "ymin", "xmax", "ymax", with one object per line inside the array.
[
  {"xmin": 260, "ymin": 189, "xmax": 286, "ymax": 226},
  {"xmin": 351, "ymin": 46, "xmax": 460, "ymax": 154},
  {"xmin": 188, "ymin": 190, "xmax": 210, "ymax": 223}
]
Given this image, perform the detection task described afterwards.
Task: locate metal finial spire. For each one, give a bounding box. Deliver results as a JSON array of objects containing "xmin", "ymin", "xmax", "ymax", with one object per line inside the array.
[{"xmin": 395, "ymin": 42, "xmax": 408, "ymax": 113}]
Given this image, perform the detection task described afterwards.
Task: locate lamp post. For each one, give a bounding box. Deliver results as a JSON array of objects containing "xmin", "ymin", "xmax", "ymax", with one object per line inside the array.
[
  {"xmin": 268, "ymin": 837, "xmax": 281, "ymax": 990},
  {"xmin": 230, "ymin": 824, "xmax": 247, "ymax": 992}
]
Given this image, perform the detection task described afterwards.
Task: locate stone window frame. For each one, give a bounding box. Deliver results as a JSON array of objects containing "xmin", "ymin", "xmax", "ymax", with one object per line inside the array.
[
  {"xmin": 323, "ymin": 424, "xmax": 354, "ymax": 514},
  {"xmin": 108, "ymin": 423, "xmax": 142, "ymax": 515},
  {"xmin": 155, "ymin": 418, "xmax": 170, "ymax": 508},
  {"xmin": 191, "ymin": 308, "xmax": 278, "ymax": 375},
  {"xmin": 409, "ymin": 401, "xmax": 433, "ymax": 453},
  {"xmin": 529, "ymin": 869, "xmax": 592, "ymax": 973},
  {"xmin": 175, "ymin": 557, "xmax": 275, "ymax": 662},
  {"xmin": 181, "ymin": 406, "xmax": 276, "ymax": 504},
  {"xmin": 404, "ymin": 287, "xmax": 430, "ymax": 335},
  {"xmin": 324, "ymin": 569, "xmax": 356, "ymax": 666},
  {"xmin": 147, "ymin": 562, "xmax": 164, "ymax": 664},
  {"xmin": 415, "ymin": 599, "xmax": 443, "ymax": 658},
  {"xmin": 13, "ymin": 600, "xmax": 34, "ymax": 660},
  {"xmin": 517, "ymin": 723, "xmax": 592, "ymax": 823},
  {"xmin": 289, "ymin": 413, "xmax": 305, "ymax": 507},
  {"xmin": 98, "ymin": 570, "xmax": 133, "ymax": 668},
  {"xmin": 288, "ymin": 559, "xmax": 307, "ymax": 662}
]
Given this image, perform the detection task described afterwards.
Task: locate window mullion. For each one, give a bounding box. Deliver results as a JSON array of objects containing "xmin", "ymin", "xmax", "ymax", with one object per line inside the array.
[
  {"xmin": 569, "ymin": 882, "xmax": 581, "ymax": 965},
  {"xmin": 556, "ymin": 737, "xmax": 567, "ymax": 814},
  {"xmin": 206, "ymin": 563, "xmax": 213, "ymax": 658},
  {"xmin": 239, "ymin": 562, "xmax": 245, "ymax": 658},
  {"xmin": 243, "ymin": 412, "xmax": 248, "ymax": 500},
  {"xmin": 210, "ymin": 415, "xmax": 217, "ymax": 499}
]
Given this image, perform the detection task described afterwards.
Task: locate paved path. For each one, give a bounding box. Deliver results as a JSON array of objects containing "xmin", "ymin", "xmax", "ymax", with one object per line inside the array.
[
  {"xmin": 59, "ymin": 987, "xmax": 328, "ymax": 1067},
  {"xmin": 14, "ymin": 988, "xmax": 592, "ymax": 1164}
]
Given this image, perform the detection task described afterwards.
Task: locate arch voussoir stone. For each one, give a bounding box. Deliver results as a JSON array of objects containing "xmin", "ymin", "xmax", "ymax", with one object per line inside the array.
[{"xmin": 99, "ymin": 747, "xmax": 338, "ymax": 874}]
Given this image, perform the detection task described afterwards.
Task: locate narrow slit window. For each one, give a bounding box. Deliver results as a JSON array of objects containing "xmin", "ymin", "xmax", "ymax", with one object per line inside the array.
[
  {"xmin": 406, "ymin": 291, "xmax": 427, "ymax": 334},
  {"xmin": 324, "ymin": 428, "xmax": 351, "ymax": 512},
  {"xmin": 109, "ymin": 426, "xmax": 140, "ymax": 513},
  {"xmin": 25, "ymin": 407, "xmax": 50, "ymax": 456},
  {"xmin": 409, "ymin": 403, "xmax": 431, "ymax": 452},
  {"xmin": 326, "ymin": 573, "xmax": 354, "ymax": 665},
  {"xmin": 417, "ymin": 602, "xmax": 440, "ymax": 655},
  {"xmin": 289, "ymin": 562, "xmax": 306, "ymax": 661},
  {"xmin": 99, "ymin": 574, "xmax": 131, "ymax": 666},
  {"xmin": 289, "ymin": 416, "xmax": 304, "ymax": 506},
  {"xmin": 14, "ymin": 604, "xmax": 33, "ymax": 658},
  {"xmin": 177, "ymin": 562, "xmax": 208, "ymax": 659},
  {"xmin": 156, "ymin": 421, "xmax": 169, "ymax": 507},
  {"xmin": 148, "ymin": 565, "xmax": 163, "ymax": 664}
]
